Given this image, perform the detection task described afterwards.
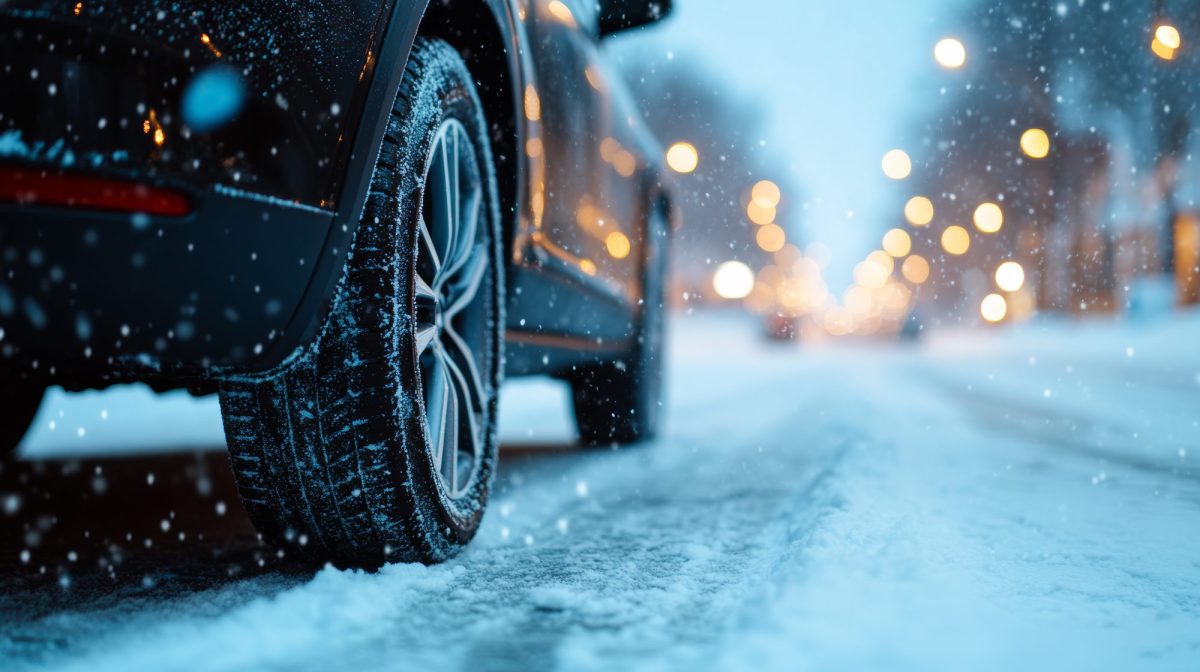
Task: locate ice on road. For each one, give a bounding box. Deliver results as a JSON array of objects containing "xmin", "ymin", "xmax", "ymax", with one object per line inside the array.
[{"xmin": 2, "ymin": 311, "xmax": 1198, "ymax": 671}]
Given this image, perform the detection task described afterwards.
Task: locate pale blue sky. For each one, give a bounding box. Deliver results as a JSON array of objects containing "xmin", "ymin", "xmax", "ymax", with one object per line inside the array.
[{"xmin": 631, "ymin": 0, "xmax": 974, "ymax": 288}]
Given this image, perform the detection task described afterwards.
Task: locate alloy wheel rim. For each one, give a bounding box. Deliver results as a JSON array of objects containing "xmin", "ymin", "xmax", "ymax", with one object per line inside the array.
[{"xmin": 415, "ymin": 119, "xmax": 489, "ymax": 500}]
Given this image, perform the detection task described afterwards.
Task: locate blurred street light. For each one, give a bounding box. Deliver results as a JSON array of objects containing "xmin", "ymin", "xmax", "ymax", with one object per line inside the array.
[
  {"xmin": 901, "ymin": 254, "xmax": 930, "ymax": 284},
  {"xmin": 712, "ymin": 261, "xmax": 754, "ymax": 299},
  {"xmin": 973, "ymin": 202, "xmax": 1004, "ymax": 233},
  {"xmin": 881, "ymin": 149, "xmax": 912, "ymax": 180},
  {"xmin": 1152, "ymin": 24, "xmax": 1181, "ymax": 61},
  {"xmin": 855, "ymin": 257, "xmax": 890, "ymax": 290},
  {"xmin": 1020, "ymin": 128, "xmax": 1050, "ymax": 159},
  {"xmin": 941, "ymin": 225, "xmax": 970, "ymax": 255},
  {"xmin": 980, "ymin": 293, "xmax": 1007, "ymax": 322},
  {"xmin": 934, "ymin": 38, "xmax": 966, "ymax": 69},
  {"xmin": 882, "ymin": 228, "xmax": 912, "ymax": 257},
  {"xmin": 994, "ymin": 261, "xmax": 1025, "ymax": 292},
  {"xmin": 904, "ymin": 196, "xmax": 934, "ymax": 226},
  {"xmin": 756, "ymin": 223, "xmax": 786, "ymax": 252},
  {"xmin": 751, "ymin": 180, "xmax": 781, "ymax": 208},
  {"xmin": 545, "ymin": 0, "xmax": 577, "ymax": 27},
  {"xmin": 605, "ymin": 231, "xmax": 631, "ymax": 259},
  {"xmin": 666, "ymin": 141, "xmax": 699, "ymax": 174},
  {"xmin": 746, "ymin": 200, "xmax": 776, "ymax": 225},
  {"xmin": 867, "ymin": 250, "xmax": 895, "ymax": 275}
]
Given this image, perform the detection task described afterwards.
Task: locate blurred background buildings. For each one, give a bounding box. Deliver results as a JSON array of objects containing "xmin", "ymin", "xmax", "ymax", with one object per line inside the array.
[{"xmin": 617, "ymin": 0, "xmax": 1200, "ymax": 338}]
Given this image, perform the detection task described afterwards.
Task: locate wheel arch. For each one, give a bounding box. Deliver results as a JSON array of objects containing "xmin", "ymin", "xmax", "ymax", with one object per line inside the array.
[{"xmin": 272, "ymin": 0, "xmax": 531, "ymax": 369}]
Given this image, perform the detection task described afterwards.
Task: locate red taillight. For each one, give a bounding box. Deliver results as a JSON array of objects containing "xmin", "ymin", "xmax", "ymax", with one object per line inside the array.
[{"xmin": 0, "ymin": 167, "xmax": 192, "ymax": 217}]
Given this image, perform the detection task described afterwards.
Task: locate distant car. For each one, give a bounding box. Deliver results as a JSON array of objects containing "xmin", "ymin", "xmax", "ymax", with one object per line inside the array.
[
  {"xmin": 764, "ymin": 314, "xmax": 800, "ymax": 342},
  {"xmin": 0, "ymin": 0, "xmax": 674, "ymax": 567}
]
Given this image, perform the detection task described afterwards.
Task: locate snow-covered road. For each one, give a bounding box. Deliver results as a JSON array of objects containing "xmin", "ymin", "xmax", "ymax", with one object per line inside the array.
[{"xmin": 2, "ymin": 311, "xmax": 1198, "ymax": 671}]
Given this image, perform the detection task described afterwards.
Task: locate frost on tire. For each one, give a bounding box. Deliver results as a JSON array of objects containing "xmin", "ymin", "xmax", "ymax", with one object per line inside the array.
[{"xmin": 217, "ymin": 38, "xmax": 504, "ymax": 568}]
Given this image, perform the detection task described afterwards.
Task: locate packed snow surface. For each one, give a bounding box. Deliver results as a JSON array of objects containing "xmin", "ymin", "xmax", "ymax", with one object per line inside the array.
[{"xmin": 6, "ymin": 310, "xmax": 1200, "ymax": 671}]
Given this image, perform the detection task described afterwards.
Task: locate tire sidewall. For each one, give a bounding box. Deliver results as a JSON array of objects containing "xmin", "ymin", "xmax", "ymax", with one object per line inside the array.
[{"xmin": 366, "ymin": 39, "xmax": 503, "ymax": 558}]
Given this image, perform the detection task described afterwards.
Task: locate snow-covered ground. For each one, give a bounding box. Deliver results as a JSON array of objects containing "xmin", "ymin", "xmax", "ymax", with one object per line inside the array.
[{"xmin": 3, "ymin": 310, "xmax": 1199, "ymax": 671}]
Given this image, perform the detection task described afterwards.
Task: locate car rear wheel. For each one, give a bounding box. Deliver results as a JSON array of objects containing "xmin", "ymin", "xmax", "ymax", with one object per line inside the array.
[
  {"xmin": 570, "ymin": 204, "xmax": 668, "ymax": 446},
  {"xmin": 217, "ymin": 38, "xmax": 502, "ymax": 567},
  {"xmin": 1, "ymin": 383, "xmax": 44, "ymax": 454}
]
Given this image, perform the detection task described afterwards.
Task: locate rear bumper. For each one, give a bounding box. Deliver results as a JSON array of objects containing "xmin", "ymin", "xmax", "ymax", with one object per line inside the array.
[{"xmin": 0, "ymin": 190, "xmax": 334, "ymax": 389}]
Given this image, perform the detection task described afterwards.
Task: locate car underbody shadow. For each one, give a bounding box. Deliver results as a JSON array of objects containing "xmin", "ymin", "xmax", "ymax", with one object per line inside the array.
[{"xmin": 0, "ymin": 441, "xmax": 584, "ymax": 628}]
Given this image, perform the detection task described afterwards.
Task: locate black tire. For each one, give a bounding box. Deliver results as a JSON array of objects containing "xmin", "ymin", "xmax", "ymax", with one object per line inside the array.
[
  {"xmin": 1, "ymin": 383, "xmax": 45, "ymax": 454},
  {"xmin": 570, "ymin": 204, "xmax": 668, "ymax": 446},
  {"xmin": 217, "ymin": 38, "xmax": 503, "ymax": 568}
]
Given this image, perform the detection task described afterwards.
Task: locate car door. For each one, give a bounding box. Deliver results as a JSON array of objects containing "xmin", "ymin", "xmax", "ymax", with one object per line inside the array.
[{"xmin": 525, "ymin": 0, "xmax": 644, "ymax": 304}]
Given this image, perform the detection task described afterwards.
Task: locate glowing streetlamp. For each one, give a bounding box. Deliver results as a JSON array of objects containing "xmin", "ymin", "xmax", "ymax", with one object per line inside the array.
[
  {"xmin": 713, "ymin": 261, "xmax": 754, "ymax": 299},
  {"xmin": 904, "ymin": 196, "xmax": 934, "ymax": 227},
  {"xmin": 973, "ymin": 202, "xmax": 1004, "ymax": 233},
  {"xmin": 756, "ymin": 223, "xmax": 786, "ymax": 252},
  {"xmin": 666, "ymin": 141, "xmax": 699, "ymax": 174},
  {"xmin": 901, "ymin": 255, "xmax": 930, "ymax": 284},
  {"xmin": 751, "ymin": 180, "xmax": 781, "ymax": 208},
  {"xmin": 881, "ymin": 149, "xmax": 912, "ymax": 180},
  {"xmin": 934, "ymin": 38, "xmax": 966, "ymax": 69},
  {"xmin": 1020, "ymin": 128, "xmax": 1050, "ymax": 159},
  {"xmin": 941, "ymin": 225, "xmax": 970, "ymax": 255},
  {"xmin": 994, "ymin": 261, "xmax": 1025, "ymax": 292},
  {"xmin": 882, "ymin": 228, "xmax": 912, "ymax": 257},
  {"xmin": 1152, "ymin": 24, "xmax": 1181, "ymax": 60},
  {"xmin": 980, "ymin": 293, "xmax": 1007, "ymax": 322}
]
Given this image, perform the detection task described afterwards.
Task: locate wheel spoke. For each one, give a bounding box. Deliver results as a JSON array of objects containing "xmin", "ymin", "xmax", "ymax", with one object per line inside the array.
[
  {"xmin": 437, "ymin": 135, "xmax": 457, "ymax": 287},
  {"xmin": 444, "ymin": 245, "xmax": 488, "ymax": 319},
  {"xmin": 442, "ymin": 340, "xmax": 483, "ymax": 467},
  {"xmin": 418, "ymin": 216, "xmax": 443, "ymax": 278},
  {"xmin": 425, "ymin": 355, "xmax": 451, "ymax": 466},
  {"xmin": 415, "ymin": 273, "xmax": 437, "ymax": 302},
  {"xmin": 439, "ymin": 345, "xmax": 461, "ymax": 492},
  {"xmin": 444, "ymin": 324, "xmax": 488, "ymax": 412},
  {"xmin": 415, "ymin": 324, "xmax": 438, "ymax": 355},
  {"xmin": 441, "ymin": 187, "xmax": 482, "ymax": 287}
]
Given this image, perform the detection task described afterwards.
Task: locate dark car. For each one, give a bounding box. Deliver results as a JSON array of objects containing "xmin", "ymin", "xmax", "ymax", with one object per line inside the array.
[{"xmin": 0, "ymin": 0, "xmax": 673, "ymax": 567}]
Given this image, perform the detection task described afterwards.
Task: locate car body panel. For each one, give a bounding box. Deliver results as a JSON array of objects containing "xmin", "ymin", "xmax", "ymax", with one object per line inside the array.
[{"xmin": 0, "ymin": 0, "xmax": 669, "ymax": 389}]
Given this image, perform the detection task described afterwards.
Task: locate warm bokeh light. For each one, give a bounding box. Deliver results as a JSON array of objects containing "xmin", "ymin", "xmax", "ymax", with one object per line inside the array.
[
  {"xmin": 934, "ymin": 38, "xmax": 967, "ymax": 69},
  {"xmin": 712, "ymin": 261, "xmax": 755, "ymax": 299},
  {"xmin": 882, "ymin": 228, "xmax": 912, "ymax": 257},
  {"xmin": 904, "ymin": 196, "xmax": 935, "ymax": 227},
  {"xmin": 525, "ymin": 137, "xmax": 543, "ymax": 158},
  {"xmin": 994, "ymin": 260, "xmax": 1025, "ymax": 292},
  {"xmin": 545, "ymin": 0, "xmax": 577, "ymax": 27},
  {"xmin": 1020, "ymin": 128, "xmax": 1050, "ymax": 159},
  {"xmin": 774, "ymin": 243, "xmax": 803, "ymax": 267},
  {"xmin": 665, "ymin": 141, "xmax": 699, "ymax": 174},
  {"xmin": 1152, "ymin": 25, "xmax": 1181, "ymax": 60},
  {"xmin": 980, "ymin": 293, "xmax": 1007, "ymax": 322},
  {"xmin": 941, "ymin": 225, "xmax": 970, "ymax": 255},
  {"xmin": 524, "ymin": 85, "xmax": 541, "ymax": 121},
  {"xmin": 901, "ymin": 254, "xmax": 930, "ymax": 284},
  {"xmin": 867, "ymin": 250, "xmax": 895, "ymax": 275},
  {"xmin": 1152, "ymin": 38, "xmax": 1177, "ymax": 60},
  {"xmin": 746, "ymin": 200, "xmax": 776, "ymax": 226},
  {"xmin": 973, "ymin": 202, "xmax": 1004, "ymax": 233},
  {"xmin": 854, "ymin": 258, "xmax": 890, "ymax": 290},
  {"xmin": 1157, "ymin": 24, "xmax": 1182, "ymax": 50},
  {"xmin": 756, "ymin": 223, "xmax": 786, "ymax": 252},
  {"xmin": 751, "ymin": 180, "xmax": 782, "ymax": 208},
  {"xmin": 605, "ymin": 231, "xmax": 631, "ymax": 259},
  {"xmin": 612, "ymin": 149, "xmax": 637, "ymax": 177},
  {"xmin": 881, "ymin": 149, "xmax": 912, "ymax": 180}
]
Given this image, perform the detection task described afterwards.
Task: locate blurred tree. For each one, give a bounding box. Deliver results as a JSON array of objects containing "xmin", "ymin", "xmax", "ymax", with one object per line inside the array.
[
  {"xmin": 612, "ymin": 50, "xmax": 804, "ymax": 303},
  {"xmin": 903, "ymin": 0, "xmax": 1200, "ymax": 324}
]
